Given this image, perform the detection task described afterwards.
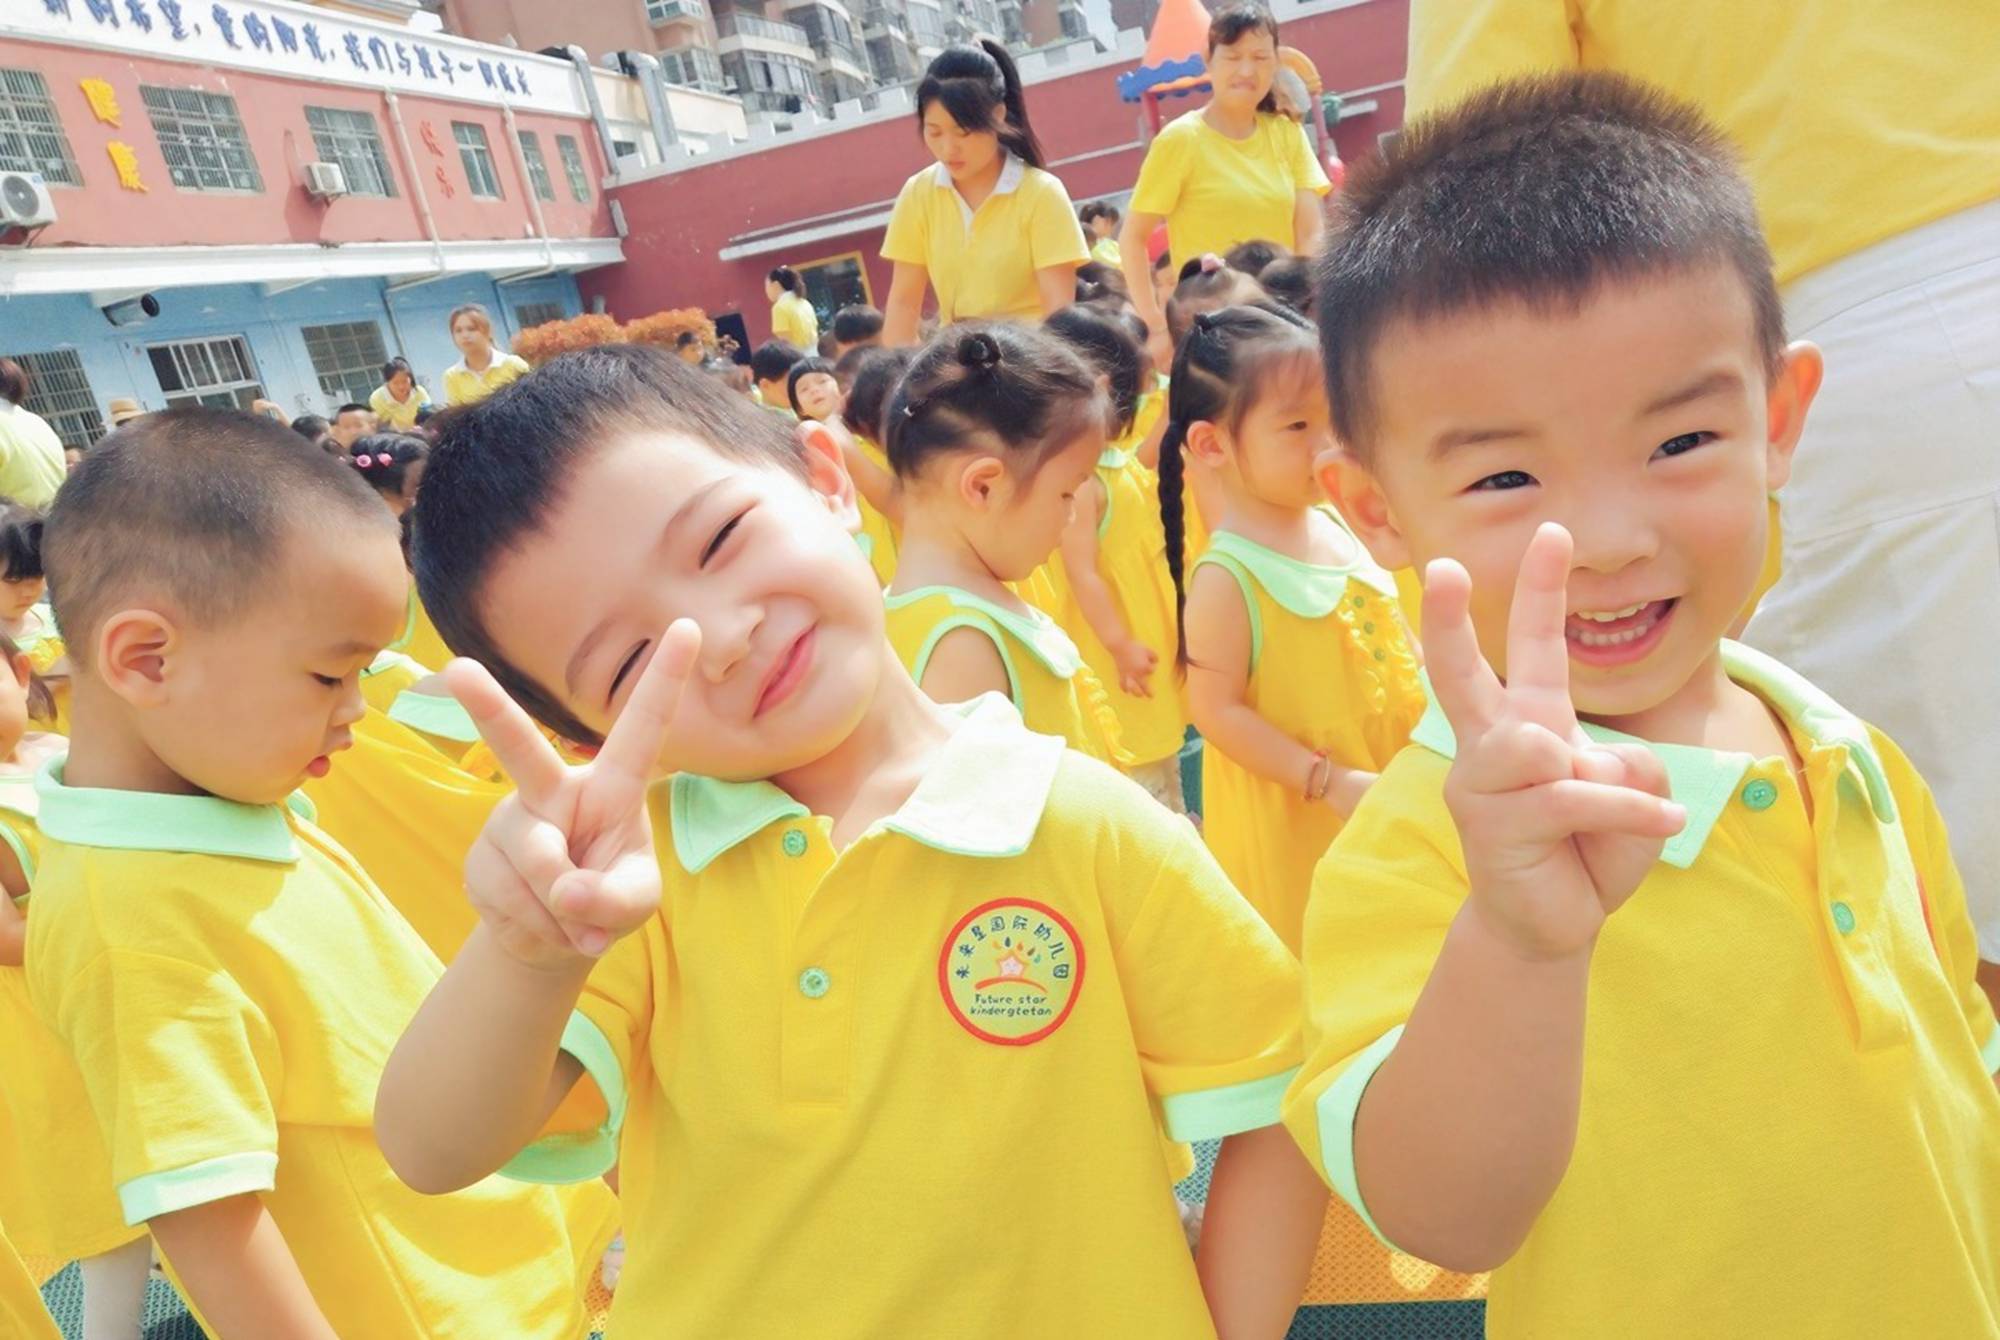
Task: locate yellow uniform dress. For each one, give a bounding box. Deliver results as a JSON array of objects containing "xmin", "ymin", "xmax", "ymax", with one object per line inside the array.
[
  {"xmin": 770, "ymin": 291, "xmax": 820, "ymax": 350},
  {"xmin": 24, "ymin": 766, "xmax": 614, "ymax": 1340},
  {"xmin": 0, "ymin": 771, "xmax": 142, "ymax": 1261},
  {"xmin": 884, "ymin": 584, "xmax": 1128, "ymax": 766},
  {"xmin": 442, "ymin": 352, "xmax": 531, "ymax": 407},
  {"xmin": 1047, "ymin": 447, "xmax": 1186, "ymax": 767},
  {"xmin": 0, "ymin": 1220, "xmax": 57, "ymax": 1340},
  {"xmin": 1284, "ymin": 644, "xmax": 2000, "ymax": 1338},
  {"xmin": 368, "ymin": 383, "xmax": 432, "ymax": 431},
  {"xmin": 881, "ymin": 155, "xmax": 1090, "ymax": 323},
  {"xmin": 1191, "ymin": 524, "xmax": 1423, "ymax": 952},
  {"xmin": 851, "ymin": 434, "xmax": 900, "ymax": 588},
  {"xmin": 1128, "ymin": 110, "xmax": 1330, "ymax": 270},
  {"xmin": 512, "ymin": 695, "xmax": 1302, "ymax": 1337}
]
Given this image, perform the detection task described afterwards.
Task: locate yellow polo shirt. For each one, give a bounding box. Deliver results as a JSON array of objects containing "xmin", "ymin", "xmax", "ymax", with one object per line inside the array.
[
  {"xmin": 0, "ymin": 1220, "xmax": 56, "ymax": 1340},
  {"xmin": 514, "ymin": 694, "xmax": 1301, "ymax": 1337},
  {"xmin": 1406, "ymin": 0, "xmax": 2000, "ymax": 286},
  {"xmin": 1283, "ymin": 643, "xmax": 2000, "ymax": 1338},
  {"xmin": 1129, "ymin": 110, "xmax": 1330, "ymax": 270},
  {"xmin": 882, "ymin": 155, "xmax": 1090, "ymax": 324},
  {"xmin": 368, "ymin": 383, "xmax": 432, "ymax": 431},
  {"xmin": 442, "ymin": 352, "xmax": 531, "ymax": 407},
  {"xmin": 770, "ymin": 291, "xmax": 820, "ymax": 350},
  {"xmin": 23, "ymin": 766, "xmax": 609, "ymax": 1340}
]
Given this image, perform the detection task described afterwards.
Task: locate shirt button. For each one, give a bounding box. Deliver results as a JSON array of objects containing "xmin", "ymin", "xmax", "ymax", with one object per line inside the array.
[
  {"xmin": 781, "ymin": 827, "xmax": 808, "ymax": 858},
  {"xmin": 1831, "ymin": 902, "xmax": 1856, "ymax": 935},
  {"xmin": 798, "ymin": 967, "xmax": 831, "ymax": 999},
  {"xmin": 1740, "ymin": 779, "xmax": 1779, "ymax": 811}
]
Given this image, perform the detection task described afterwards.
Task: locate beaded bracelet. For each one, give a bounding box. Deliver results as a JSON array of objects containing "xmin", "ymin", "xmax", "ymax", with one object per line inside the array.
[{"xmin": 1304, "ymin": 750, "xmax": 1332, "ymax": 803}]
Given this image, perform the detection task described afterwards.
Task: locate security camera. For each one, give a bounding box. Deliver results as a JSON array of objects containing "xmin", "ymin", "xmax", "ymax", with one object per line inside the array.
[{"xmin": 102, "ymin": 294, "xmax": 160, "ymax": 327}]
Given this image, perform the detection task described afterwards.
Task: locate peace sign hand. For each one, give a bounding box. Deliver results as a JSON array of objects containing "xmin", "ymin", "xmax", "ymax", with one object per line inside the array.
[
  {"xmin": 445, "ymin": 620, "xmax": 702, "ymax": 969},
  {"xmin": 1425, "ymin": 524, "xmax": 1686, "ymax": 962}
]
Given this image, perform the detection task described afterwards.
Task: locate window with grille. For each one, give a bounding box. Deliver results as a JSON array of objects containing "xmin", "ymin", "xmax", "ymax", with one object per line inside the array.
[
  {"xmin": 9, "ymin": 350, "xmax": 103, "ymax": 448},
  {"xmin": 555, "ymin": 134, "xmax": 591, "ymax": 201},
  {"xmin": 452, "ymin": 121, "xmax": 503, "ymax": 199},
  {"xmin": 517, "ymin": 131, "xmax": 556, "ymax": 202},
  {"xmin": 140, "ymin": 85, "xmax": 262, "ymax": 193},
  {"xmin": 0, "ymin": 68, "xmax": 81, "ymax": 186},
  {"xmin": 300, "ymin": 322, "xmax": 389, "ymax": 407},
  {"xmin": 146, "ymin": 335, "xmax": 266, "ymax": 411},
  {"xmin": 304, "ymin": 106, "xmax": 397, "ymax": 198},
  {"xmin": 514, "ymin": 302, "xmax": 564, "ymax": 331}
]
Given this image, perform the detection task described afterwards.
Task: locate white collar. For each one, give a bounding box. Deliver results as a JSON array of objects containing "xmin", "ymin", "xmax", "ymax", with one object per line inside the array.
[{"xmin": 934, "ymin": 152, "xmax": 1027, "ymax": 226}]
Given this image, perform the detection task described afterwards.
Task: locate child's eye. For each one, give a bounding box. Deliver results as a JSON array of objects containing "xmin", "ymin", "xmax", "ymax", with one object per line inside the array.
[
  {"xmin": 608, "ymin": 641, "xmax": 649, "ymax": 706},
  {"xmin": 1469, "ymin": 470, "xmax": 1535, "ymax": 492},
  {"xmin": 1653, "ymin": 431, "xmax": 1716, "ymax": 459},
  {"xmin": 312, "ymin": 673, "xmax": 341, "ymax": 688},
  {"xmin": 699, "ymin": 512, "xmax": 746, "ymax": 567}
]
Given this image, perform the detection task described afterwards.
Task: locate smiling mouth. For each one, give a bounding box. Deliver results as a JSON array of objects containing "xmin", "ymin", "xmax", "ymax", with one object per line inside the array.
[
  {"xmin": 755, "ymin": 626, "xmax": 816, "ymax": 718},
  {"xmin": 1565, "ymin": 598, "xmax": 1676, "ymax": 664}
]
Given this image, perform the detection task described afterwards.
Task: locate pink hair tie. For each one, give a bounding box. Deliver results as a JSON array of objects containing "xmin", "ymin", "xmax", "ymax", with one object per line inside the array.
[
  {"xmin": 1199, "ymin": 253, "xmax": 1224, "ymax": 274},
  {"xmin": 353, "ymin": 454, "xmax": 372, "ymax": 467}
]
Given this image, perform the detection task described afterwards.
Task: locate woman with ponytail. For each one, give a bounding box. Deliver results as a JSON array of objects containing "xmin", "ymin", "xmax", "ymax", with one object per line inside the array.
[
  {"xmin": 1160, "ymin": 303, "xmax": 1422, "ymax": 953},
  {"xmin": 880, "ymin": 42, "xmax": 1090, "ymax": 344}
]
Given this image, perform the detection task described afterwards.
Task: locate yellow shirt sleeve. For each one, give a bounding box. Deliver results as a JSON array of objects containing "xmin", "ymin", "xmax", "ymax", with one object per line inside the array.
[
  {"xmin": 53, "ymin": 948, "xmax": 284, "ymax": 1223},
  {"xmin": 1024, "ymin": 172, "xmax": 1091, "ymax": 271},
  {"xmin": 1873, "ymin": 726, "xmax": 2000, "ymax": 1071},
  {"xmin": 1406, "ymin": 0, "xmax": 1582, "ymax": 117},
  {"xmin": 1284, "ymin": 116, "xmax": 1332, "ymax": 194},
  {"xmin": 1095, "ymin": 775, "xmax": 1302, "ymax": 1140},
  {"xmin": 1128, "ymin": 123, "xmax": 1191, "ymax": 219},
  {"xmin": 880, "ymin": 174, "xmax": 931, "ymax": 266}
]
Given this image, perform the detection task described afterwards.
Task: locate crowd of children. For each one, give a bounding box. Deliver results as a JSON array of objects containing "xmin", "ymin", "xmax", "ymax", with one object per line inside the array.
[{"xmin": 1, "ymin": 25, "xmax": 1996, "ymax": 1340}]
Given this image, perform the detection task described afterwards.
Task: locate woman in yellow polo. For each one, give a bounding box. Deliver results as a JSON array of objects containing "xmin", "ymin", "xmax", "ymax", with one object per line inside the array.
[
  {"xmin": 1119, "ymin": 4, "xmax": 1330, "ymax": 341},
  {"xmin": 442, "ymin": 304, "xmax": 532, "ymax": 407},
  {"xmin": 881, "ymin": 42, "xmax": 1089, "ymax": 344},
  {"xmin": 766, "ymin": 266, "xmax": 821, "ymax": 348}
]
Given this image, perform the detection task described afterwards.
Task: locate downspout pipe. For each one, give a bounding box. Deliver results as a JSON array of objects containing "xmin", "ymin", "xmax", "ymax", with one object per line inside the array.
[
  {"xmin": 499, "ymin": 101, "xmax": 556, "ymax": 270},
  {"xmin": 624, "ymin": 50, "xmax": 679, "ymax": 153},
  {"xmin": 564, "ymin": 45, "xmax": 622, "ymax": 185}
]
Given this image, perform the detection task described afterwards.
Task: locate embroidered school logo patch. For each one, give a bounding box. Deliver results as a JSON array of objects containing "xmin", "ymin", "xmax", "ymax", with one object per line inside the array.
[{"xmin": 938, "ymin": 898, "xmax": 1084, "ymax": 1046}]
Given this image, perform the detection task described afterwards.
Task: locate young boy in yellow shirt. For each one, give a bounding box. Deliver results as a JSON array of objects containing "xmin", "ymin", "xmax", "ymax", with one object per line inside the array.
[
  {"xmin": 26, "ymin": 409, "xmax": 611, "ymax": 1339},
  {"xmin": 1286, "ymin": 73, "xmax": 2000, "ymax": 1337}
]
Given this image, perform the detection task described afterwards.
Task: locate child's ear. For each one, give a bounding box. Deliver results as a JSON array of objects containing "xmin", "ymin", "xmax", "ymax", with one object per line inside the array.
[
  {"xmin": 1763, "ymin": 341, "xmax": 1823, "ymax": 493},
  {"xmin": 1183, "ymin": 419, "xmax": 1228, "ymax": 469},
  {"xmin": 1316, "ymin": 446, "xmax": 1414, "ymax": 572},
  {"xmin": 957, "ymin": 455, "xmax": 1006, "ymax": 510},
  {"xmin": 94, "ymin": 607, "xmax": 176, "ymax": 708},
  {"xmin": 795, "ymin": 420, "xmax": 861, "ymax": 532}
]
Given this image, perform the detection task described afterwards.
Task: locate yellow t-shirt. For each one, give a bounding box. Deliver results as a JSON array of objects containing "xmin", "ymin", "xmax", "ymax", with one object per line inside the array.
[
  {"xmin": 0, "ymin": 773, "xmax": 141, "ymax": 1261},
  {"xmin": 442, "ymin": 352, "xmax": 531, "ymax": 407},
  {"xmin": 1283, "ymin": 643, "xmax": 2000, "ymax": 1338},
  {"xmin": 1090, "ymin": 235, "xmax": 1123, "ymax": 267},
  {"xmin": 1405, "ymin": 0, "xmax": 2000, "ymax": 285},
  {"xmin": 881, "ymin": 155, "xmax": 1091, "ymax": 324},
  {"xmin": 514, "ymin": 694, "xmax": 1301, "ymax": 1337},
  {"xmin": 851, "ymin": 435, "xmax": 900, "ymax": 588},
  {"xmin": 24, "ymin": 765, "xmax": 611, "ymax": 1340},
  {"xmin": 0, "ymin": 1220, "xmax": 57, "ymax": 1340},
  {"xmin": 0, "ymin": 405, "xmax": 66, "ymax": 511},
  {"xmin": 1129, "ymin": 109, "xmax": 1330, "ymax": 270},
  {"xmin": 770, "ymin": 291, "xmax": 819, "ymax": 350},
  {"xmin": 368, "ymin": 383, "xmax": 432, "ymax": 430}
]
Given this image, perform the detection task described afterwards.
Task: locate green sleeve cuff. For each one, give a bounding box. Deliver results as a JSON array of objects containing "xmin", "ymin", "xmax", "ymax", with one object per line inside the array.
[
  {"xmin": 388, "ymin": 690, "xmax": 481, "ymax": 743},
  {"xmin": 119, "ymin": 1150, "xmax": 277, "ymax": 1225},
  {"xmin": 1160, "ymin": 1066, "xmax": 1298, "ymax": 1142},
  {"xmin": 1314, "ymin": 1026, "xmax": 1403, "ymax": 1250},
  {"xmin": 500, "ymin": 1010, "xmax": 627, "ymax": 1185},
  {"xmin": 1981, "ymin": 1023, "xmax": 2000, "ymax": 1075}
]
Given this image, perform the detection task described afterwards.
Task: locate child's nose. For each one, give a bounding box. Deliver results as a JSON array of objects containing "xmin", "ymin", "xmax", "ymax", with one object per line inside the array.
[{"xmin": 1566, "ymin": 497, "xmax": 1660, "ymax": 574}]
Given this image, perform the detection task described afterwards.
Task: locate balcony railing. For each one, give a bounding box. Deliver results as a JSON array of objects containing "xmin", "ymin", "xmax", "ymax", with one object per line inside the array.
[
  {"xmin": 646, "ymin": 0, "xmax": 707, "ymax": 23},
  {"xmin": 811, "ymin": 36, "xmax": 868, "ymax": 68},
  {"xmin": 715, "ymin": 12, "xmax": 813, "ymax": 45}
]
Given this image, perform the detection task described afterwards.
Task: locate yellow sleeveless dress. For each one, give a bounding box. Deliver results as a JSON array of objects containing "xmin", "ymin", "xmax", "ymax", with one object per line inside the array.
[
  {"xmin": 0, "ymin": 768, "xmax": 145, "ymax": 1260},
  {"xmin": 1047, "ymin": 448, "xmax": 1187, "ymax": 766},
  {"xmin": 1191, "ymin": 520, "xmax": 1424, "ymax": 953},
  {"xmin": 884, "ymin": 585, "xmax": 1130, "ymax": 767},
  {"xmin": 852, "ymin": 435, "xmax": 900, "ymax": 589}
]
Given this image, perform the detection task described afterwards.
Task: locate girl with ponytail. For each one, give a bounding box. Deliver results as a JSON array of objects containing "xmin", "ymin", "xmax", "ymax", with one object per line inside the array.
[
  {"xmin": 880, "ymin": 322, "xmax": 1129, "ymax": 765},
  {"xmin": 1160, "ymin": 303, "xmax": 1423, "ymax": 952},
  {"xmin": 880, "ymin": 42, "xmax": 1091, "ymax": 344}
]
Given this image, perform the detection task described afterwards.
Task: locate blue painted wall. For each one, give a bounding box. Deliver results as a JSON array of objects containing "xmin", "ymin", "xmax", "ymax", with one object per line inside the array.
[{"xmin": 0, "ymin": 271, "xmax": 582, "ymax": 427}]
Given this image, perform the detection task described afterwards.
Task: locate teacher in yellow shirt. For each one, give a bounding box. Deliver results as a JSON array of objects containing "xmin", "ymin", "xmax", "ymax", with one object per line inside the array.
[
  {"xmin": 1119, "ymin": 3, "xmax": 1330, "ymax": 354},
  {"xmin": 767, "ymin": 267, "xmax": 821, "ymax": 349},
  {"xmin": 0, "ymin": 361, "xmax": 67, "ymax": 510},
  {"xmin": 441, "ymin": 304, "xmax": 532, "ymax": 407},
  {"xmin": 881, "ymin": 42, "xmax": 1090, "ymax": 345}
]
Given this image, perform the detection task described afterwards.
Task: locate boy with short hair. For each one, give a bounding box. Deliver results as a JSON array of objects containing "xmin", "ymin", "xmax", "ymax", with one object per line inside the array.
[
  {"xmin": 750, "ymin": 339, "xmax": 804, "ymax": 417},
  {"xmin": 27, "ymin": 409, "xmax": 611, "ymax": 1339},
  {"xmin": 1286, "ymin": 72, "xmax": 2000, "ymax": 1337},
  {"xmin": 829, "ymin": 304, "xmax": 885, "ymax": 358},
  {"xmin": 330, "ymin": 401, "xmax": 376, "ymax": 450}
]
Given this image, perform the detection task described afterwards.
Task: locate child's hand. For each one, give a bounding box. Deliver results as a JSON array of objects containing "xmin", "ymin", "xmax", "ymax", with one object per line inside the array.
[
  {"xmin": 446, "ymin": 621, "xmax": 701, "ymax": 969},
  {"xmin": 1112, "ymin": 638, "xmax": 1158, "ymax": 697},
  {"xmin": 1425, "ymin": 524, "xmax": 1685, "ymax": 962}
]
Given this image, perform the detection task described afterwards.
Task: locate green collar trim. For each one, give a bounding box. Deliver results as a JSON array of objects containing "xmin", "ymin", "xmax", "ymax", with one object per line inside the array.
[
  {"xmin": 35, "ymin": 759, "xmax": 299, "ymax": 863},
  {"xmin": 14, "ymin": 604, "xmax": 60, "ymax": 653},
  {"xmin": 387, "ymin": 589, "xmax": 420, "ymax": 656},
  {"xmin": 1408, "ymin": 641, "xmax": 1895, "ymax": 869},
  {"xmin": 1201, "ymin": 518, "xmax": 1397, "ymax": 618},
  {"xmin": 670, "ymin": 695, "xmax": 1063, "ymax": 873},
  {"xmin": 885, "ymin": 585, "xmax": 1083, "ymax": 677},
  {"xmin": 364, "ymin": 648, "xmax": 428, "ymax": 681},
  {"xmin": 388, "ymin": 688, "xmax": 481, "ymax": 743},
  {"xmin": 1098, "ymin": 446, "xmax": 1129, "ymax": 470}
]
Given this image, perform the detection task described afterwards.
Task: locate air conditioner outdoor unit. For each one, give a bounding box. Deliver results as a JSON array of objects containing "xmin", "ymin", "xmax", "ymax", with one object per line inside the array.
[
  {"xmin": 0, "ymin": 171, "xmax": 57, "ymax": 229},
  {"xmin": 303, "ymin": 161, "xmax": 349, "ymax": 200}
]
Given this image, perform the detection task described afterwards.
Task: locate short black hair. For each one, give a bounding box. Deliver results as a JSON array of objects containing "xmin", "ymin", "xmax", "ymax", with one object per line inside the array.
[
  {"xmin": 410, "ymin": 345, "xmax": 806, "ymax": 745},
  {"xmin": 46, "ymin": 408, "xmax": 390, "ymax": 668},
  {"xmin": 831, "ymin": 305, "xmax": 884, "ymax": 346},
  {"xmin": 291, "ymin": 414, "xmax": 331, "ymax": 442},
  {"xmin": 786, "ymin": 357, "xmax": 839, "ymax": 418},
  {"xmin": 1078, "ymin": 201, "xmax": 1121, "ymax": 228},
  {"xmin": 381, "ymin": 356, "xmax": 415, "ymax": 383},
  {"xmin": 751, "ymin": 340, "xmax": 805, "ymax": 386},
  {"xmin": 767, "ymin": 265, "xmax": 802, "ymax": 294},
  {"xmin": 336, "ymin": 402, "xmax": 371, "ymax": 420},
  {"xmin": 0, "ymin": 501, "xmax": 43, "ymax": 583},
  {"xmin": 1318, "ymin": 71, "xmax": 1785, "ymax": 454},
  {"xmin": 1166, "ymin": 264, "xmax": 1269, "ymax": 346},
  {"xmin": 348, "ymin": 431, "xmax": 429, "ymax": 497},
  {"xmin": 1223, "ymin": 239, "xmax": 1287, "ymax": 277},
  {"xmin": 886, "ymin": 324, "xmax": 1103, "ymax": 481},
  {"xmin": 1257, "ymin": 256, "xmax": 1312, "ymax": 315},
  {"xmin": 675, "ymin": 330, "xmax": 701, "ymax": 349},
  {"xmin": 0, "ymin": 360, "xmax": 28, "ymax": 407},
  {"xmin": 1074, "ymin": 260, "xmax": 1130, "ymax": 306},
  {"xmin": 1045, "ymin": 303, "xmax": 1145, "ymax": 437},
  {"xmin": 844, "ymin": 346, "xmax": 915, "ymax": 444},
  {"xmin": 1207, "ymin": 4, "xmax": 1281, "ymax": 113}
]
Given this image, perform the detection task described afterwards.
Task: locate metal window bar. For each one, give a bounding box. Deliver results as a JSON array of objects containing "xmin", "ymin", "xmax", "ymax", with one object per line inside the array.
[
  {"xmin": 555, "ymin": 134, "xmax": 590, "ymax": 202},
  {"xmin": 304, "ymin": 106, "xmax": 397, "ymax": 198},
  {"xmin": 452, "ymin": 122, "xmax": 502, "ymax": 199},
  {"xmin": 0, "ymin": 68, "xmax": 81, "ymax": 186},
  {"xmin": 10, "ymin": 350, "xmax": 103, "ymax": 448},
  {"xmin": 301, "ymin": 321, "xmax": 388, "ymax": 405},
  {"xmin": 517, "ymin": 131, "xmax": 556, "ymax": 203},
  {"xmin": 139, "ymin": 85, "xmax": 262, "ymax": 193},
  {"xmin": 514, "ymin": 303, "xmax": 564, "ymax": 331},
  {"xmin": 145, "ymin": 336, "xmax": 266, "ymax": 410}
]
